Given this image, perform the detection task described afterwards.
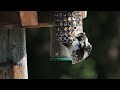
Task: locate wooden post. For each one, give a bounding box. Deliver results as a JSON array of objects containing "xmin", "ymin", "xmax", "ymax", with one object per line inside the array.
[
  {"xmin": 0, "ymin": 11, "xmax": 54, "ymax": 79},
  {"xmin": 0, "ymin": 28, "xmax": 28, "ymax": 79}
]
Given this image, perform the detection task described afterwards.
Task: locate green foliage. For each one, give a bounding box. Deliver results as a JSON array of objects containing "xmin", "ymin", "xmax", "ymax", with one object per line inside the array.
[
  {"xmin": 80, "ymin": 59, "xmax": 97, "ymax": 79},
  {"xmin": 69, "ymin": 58, "xmax": 97, "ymax": 79}
]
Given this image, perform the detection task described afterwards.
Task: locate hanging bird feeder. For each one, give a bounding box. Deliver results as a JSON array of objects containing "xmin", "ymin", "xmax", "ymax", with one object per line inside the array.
[{"xmin": 50, "ymin": 11, "xmax": 92, "ymax": 64}]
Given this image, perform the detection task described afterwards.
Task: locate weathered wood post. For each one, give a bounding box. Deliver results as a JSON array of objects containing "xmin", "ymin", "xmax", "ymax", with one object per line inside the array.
[
  {"xmin": 0, "ymin": 29, "xmax": 27, "ymax": 79},
  {"xmin": 0, "ymin": 11, "xmax": 54, "ymax": 79},
  {"xmin": 0, "ymin": 11, "xmax": 39, "ymax": 79}
]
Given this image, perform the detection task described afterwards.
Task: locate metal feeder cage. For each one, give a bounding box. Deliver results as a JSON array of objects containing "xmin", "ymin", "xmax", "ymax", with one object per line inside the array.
[{"xmin": 50, "ymin": 11, "xmax": 90, "ymax": 64}]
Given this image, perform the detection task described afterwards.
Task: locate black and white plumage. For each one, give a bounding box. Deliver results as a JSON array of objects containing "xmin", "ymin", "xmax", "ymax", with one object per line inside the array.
[{"xmin": 63, "ymin": 32, "xmax": 92, "ymax": 64}]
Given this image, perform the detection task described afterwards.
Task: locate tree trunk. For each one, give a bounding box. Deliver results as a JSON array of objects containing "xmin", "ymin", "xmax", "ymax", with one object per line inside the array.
[{"xmin": 0, "ymin": 28, "xmax": 28, "ymax": 79}]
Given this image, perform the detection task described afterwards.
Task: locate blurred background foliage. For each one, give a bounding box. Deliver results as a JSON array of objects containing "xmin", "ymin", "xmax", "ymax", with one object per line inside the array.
[{"xmin": 26, "ymin": 11, "xmax": 120, "ymax": 79}]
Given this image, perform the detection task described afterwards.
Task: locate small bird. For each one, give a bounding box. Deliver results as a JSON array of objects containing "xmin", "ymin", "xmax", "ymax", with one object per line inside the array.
[{"xmin": 63, "ymin": 32, "xmax": 92, "ymax": 64}]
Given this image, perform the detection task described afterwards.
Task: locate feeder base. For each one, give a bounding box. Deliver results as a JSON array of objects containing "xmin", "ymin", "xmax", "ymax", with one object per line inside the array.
[{"xmin": 50, "ymin": 58, "xmax": 72, "ymax": 61}]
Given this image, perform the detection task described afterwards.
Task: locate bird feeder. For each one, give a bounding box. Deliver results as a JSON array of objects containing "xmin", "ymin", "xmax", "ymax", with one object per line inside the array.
[{"xmin": 50, "ymin": 11, "xmax": 92, "ymax": 64}]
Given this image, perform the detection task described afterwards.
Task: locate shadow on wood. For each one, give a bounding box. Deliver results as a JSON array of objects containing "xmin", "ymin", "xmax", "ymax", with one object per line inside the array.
[{"xmin": 0, "ymin": 29, "xmax": 27, "ymax": 79}]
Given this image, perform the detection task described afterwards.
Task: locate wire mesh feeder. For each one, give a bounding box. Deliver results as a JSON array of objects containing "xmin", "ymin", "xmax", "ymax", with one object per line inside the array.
[
  {"xmin": 50, "ymin": 11, "xmax": 91, "ymax": 64},
  {"xmin": 55, "ymin": 11, "xmax": 83, "ymax": 45}
]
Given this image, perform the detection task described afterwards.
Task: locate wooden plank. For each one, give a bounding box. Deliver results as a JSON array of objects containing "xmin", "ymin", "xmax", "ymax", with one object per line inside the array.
[
  {"xmin": 0, "ymin": 11, "xmax": 21, "ymax": 26},
  {"xmin": 19, "ymin": 11, "xmax": 38, "ymax": 26},
  {"xmin": 0, "ymin": 23, "xmax": 54, "ymax": 29},
  {"xmin": 23, "ymin": 23, "xmax": 54, "ymax": 28},
  {"xmin": 0, "ymin": 29, "xmax": 28, "ymax": 79},
  {"xmin": 0, "ymin": 11, "xmax": 54, "ymax": 29},
  {"xmin": 0, "ymin": 30, "xmax": 8, "ymax": 65},
  {"xmin": 0, "ymin": 11, "xmax": 39, "ymax": 28}
]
